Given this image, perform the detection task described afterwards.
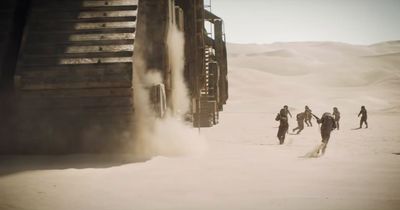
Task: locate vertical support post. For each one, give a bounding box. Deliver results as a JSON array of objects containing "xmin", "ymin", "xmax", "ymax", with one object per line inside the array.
[{"xmin": 214, "ymin": 19, "xmax": 228, "ymax": 109}]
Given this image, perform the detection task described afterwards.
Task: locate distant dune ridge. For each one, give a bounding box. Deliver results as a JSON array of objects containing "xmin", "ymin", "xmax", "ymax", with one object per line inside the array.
[{"xmin": 227, "ymin": 41, "xmax": 400, "ymax": 114}]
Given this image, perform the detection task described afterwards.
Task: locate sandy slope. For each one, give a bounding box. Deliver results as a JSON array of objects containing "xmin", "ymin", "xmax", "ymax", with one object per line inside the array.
[{"xmin": 1, "ymin": 41, "xmax": 400, "ymax": 210}]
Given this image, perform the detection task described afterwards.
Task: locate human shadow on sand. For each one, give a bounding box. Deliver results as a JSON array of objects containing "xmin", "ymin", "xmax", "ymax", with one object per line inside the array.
[{"xmin": 0, "ymin": 154, "xmax": 150, "ymax": 177}]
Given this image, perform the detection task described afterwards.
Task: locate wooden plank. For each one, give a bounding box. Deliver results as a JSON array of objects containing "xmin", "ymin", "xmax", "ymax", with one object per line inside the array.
[
  {"xmin": 16, "ymin": 108, "xmax": 134, "ymax": 122},
  {"xmin": 31, "ymin": 5, "xmax": 138, "ymax": 12},
  {"xmin": 58, "ymin": 57, "xmax": 133, "ymax": 65},
  {"xmin": 82, "ymin": 0, "xmax": 138, "ymax": 7},
  {"xmin": 28, "ymin": 21, "xmax": 136, "ymax": 31},
  {"xmin": 66, "ymin": 44, "xmax": 133, "ymax": 53},
  {"xmin": 18, "ymin": 95, "xmax": 133, "ymax": 110},
  {"xmin": 68, "ymin": 32, "xmax": 134, "ymax": 41},
  {"xmin": 23, "ymin": 43, "xmax": 133, "ymax": 55},
  {"xmin": 27, "ymin": 26, "xmax": 136, "ymax": 33},
  {"xmin": 24, "ymin": 39, "xmax": 134, "ymax": 48},
  {"xmin": 32, "ymin": 0, "xmax": 136, "ymax": 2},
  {"xmin": 21, "ymin": 51, "xmax": 133, "ymax": 59},
  {"xmin": 79, "ymin": 10, "xmax": 137, "ymax": 18},
  {"xmin": 17, "ymin": 63, "xmax": 133, "ymax": 90},
  {"xmin": 19, "ymin": 77, "xmax": 132, "ymax": 90},
  {"xmin": 19, "ymin": 65, "xmax": 132, "ymax": 80},
  {"xmin": 32, "ymin": 0, "xmax": 138, "ymax": 8},
  {"xmin": 17, "ymin": 106, "xmax": 134, "ymax": 118},
  {"xmin": 19, "ymin": 87, "xmax": 133, "ymax": 98},
  {"xmin": 25, "ymin": 33, "xmax": 135, "ymax": 43},
  {"xmin": 29, "ymin": 16, "xmax": 136, "ymax": 23},
  {"xmin": 16, "ymin": 86, "xmax": 135, "ymax": 114},
  {"xmin": 29, "ymin": 10, "xmax": 137, "ymax": 20},
  {"xmin": 48, "ymin": 107, "xmax": 134, "ymax": 116},
  {"xmin": 18, "ymin": 62, "xmax": 132, "ymax": 75},
  {"xmin": 20, "ymin": 56, "xmax": 133, "ymax": 66},
  {"xmin": 20, "ymin": 55, "xmax": 134, "ymax": 66},
  {"xmin": 18, "ymin": 62, "xmax": 131, "ymax": 72},
  {"xmin": 28, "ymin": 27, "xmax": 135, "ymax": 34}
]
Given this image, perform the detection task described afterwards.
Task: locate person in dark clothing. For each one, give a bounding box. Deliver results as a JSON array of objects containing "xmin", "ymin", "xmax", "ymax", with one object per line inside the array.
[
  {"xmin": 315, "ymin": 112, "xmax": 336, "ymax": 155},
  {"xmin": 275, "ymin": 108, "xmax": 289, "ymax": 145},
  {"xmin": 283, "ymin": 105, "xmax": 292, "ymax": 133},
  {"xmin": 283, "ymin": 105, "xmax": 292, "ymax": 118},
  {"xmin": 304, "ymin": 105, "xmax": 313, "ymax": 127},
  {"xmin": 292, "ymin": 112, "xmax": 305, "ymax": 134},
  {"xmin": 332, "ymin": 107, "xmax": 340, "ymax": 130},
  {"xmin": 358, "ymin": 106, "xmax": 368, "ymax": 128}
]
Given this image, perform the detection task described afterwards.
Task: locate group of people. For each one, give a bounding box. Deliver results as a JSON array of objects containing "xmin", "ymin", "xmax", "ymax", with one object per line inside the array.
[
  {"xmin": 292, "ymin": 105, "xmax": 315, "ymax": 134},
  {"xmin": 275, "ymin": 105, "xmax": 368, "ymax": 155}
]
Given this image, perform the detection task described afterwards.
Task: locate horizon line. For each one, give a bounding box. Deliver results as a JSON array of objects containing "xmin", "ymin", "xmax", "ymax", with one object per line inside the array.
[{"xmin": 226, "ymin": 40, "xmax": 400, "ymax": 46}]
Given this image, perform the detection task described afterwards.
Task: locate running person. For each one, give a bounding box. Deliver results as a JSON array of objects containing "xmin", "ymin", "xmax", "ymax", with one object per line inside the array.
[
  {"xmin": 293, "ymin": 112, "xmax": 305, "ymax": 134},
  {"xmin": 358, "ymin": 106, "xmax": 368, "ymax": 128},
  {"xmin": 332, "ymin": 107, "xmax": 340, "ymax": 130},
  {"xmin": 315, "ymin": 112, "xmax": 336, "ymax": 155},
  {"xmin": 305, "ymin": 105, "xmax": 313, "ymax": 127},
  {"xmin": 275, "ymin": 109, "xmax": 289, "ymax": 144}
]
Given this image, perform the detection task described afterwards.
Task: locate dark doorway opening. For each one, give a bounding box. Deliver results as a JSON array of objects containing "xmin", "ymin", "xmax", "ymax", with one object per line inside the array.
[{"xmin": 0, "ymin": 0, "xmax": 31, "ymax": 89}]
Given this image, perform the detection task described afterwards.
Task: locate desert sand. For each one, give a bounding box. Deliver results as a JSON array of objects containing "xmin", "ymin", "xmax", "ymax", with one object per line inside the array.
[{"xmin": 1, "ymin": 41, "xmax": 400, "ymax": 210}]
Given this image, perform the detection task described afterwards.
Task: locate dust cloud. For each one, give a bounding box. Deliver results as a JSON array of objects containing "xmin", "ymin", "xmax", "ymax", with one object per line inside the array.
[
  {"xmin": 130, "ymin": 24, "xmax": 206, "ymax": 158},
  {"xmin": 168, "ymin": 24, "xmax": 189, "ymax": 115}
]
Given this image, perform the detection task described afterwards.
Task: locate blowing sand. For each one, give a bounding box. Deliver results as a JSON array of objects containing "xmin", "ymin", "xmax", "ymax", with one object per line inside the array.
[{"xmin": 1, "ymin": 41, "xmax": 399, "ymax": 210}]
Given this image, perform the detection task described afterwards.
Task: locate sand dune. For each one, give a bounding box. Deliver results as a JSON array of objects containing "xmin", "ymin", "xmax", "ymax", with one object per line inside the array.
[
  {"xmin": 364, "ymin": 52, "xmax": 400, "ymax": 57},
  {"xmin": 0, "ymin": 41, "xmax": 399, "ymax": 210},
  {"xmin": 246, "ymin": 49, "xmax": 296, "ymax": 57},
  {"xmin": 227, "ymin": 41, "xmax": 400, "ymax": 111}
]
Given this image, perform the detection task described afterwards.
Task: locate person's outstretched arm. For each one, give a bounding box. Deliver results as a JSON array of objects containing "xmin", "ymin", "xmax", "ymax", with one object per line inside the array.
[{"xmin": 312, "ymin": 113, "xmax": 321, "ymax": 123}]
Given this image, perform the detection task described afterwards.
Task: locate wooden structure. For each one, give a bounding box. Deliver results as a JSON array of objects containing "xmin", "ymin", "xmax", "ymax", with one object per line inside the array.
[{"xmin": 0, "ymin": 0, "xmax": 228, "ymax": 153}]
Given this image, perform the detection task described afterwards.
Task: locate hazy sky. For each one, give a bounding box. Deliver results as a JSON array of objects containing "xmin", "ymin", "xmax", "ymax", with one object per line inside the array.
[{"xmin": 210, "ymin": 0, "xmax": 400, "ymax": 45}]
